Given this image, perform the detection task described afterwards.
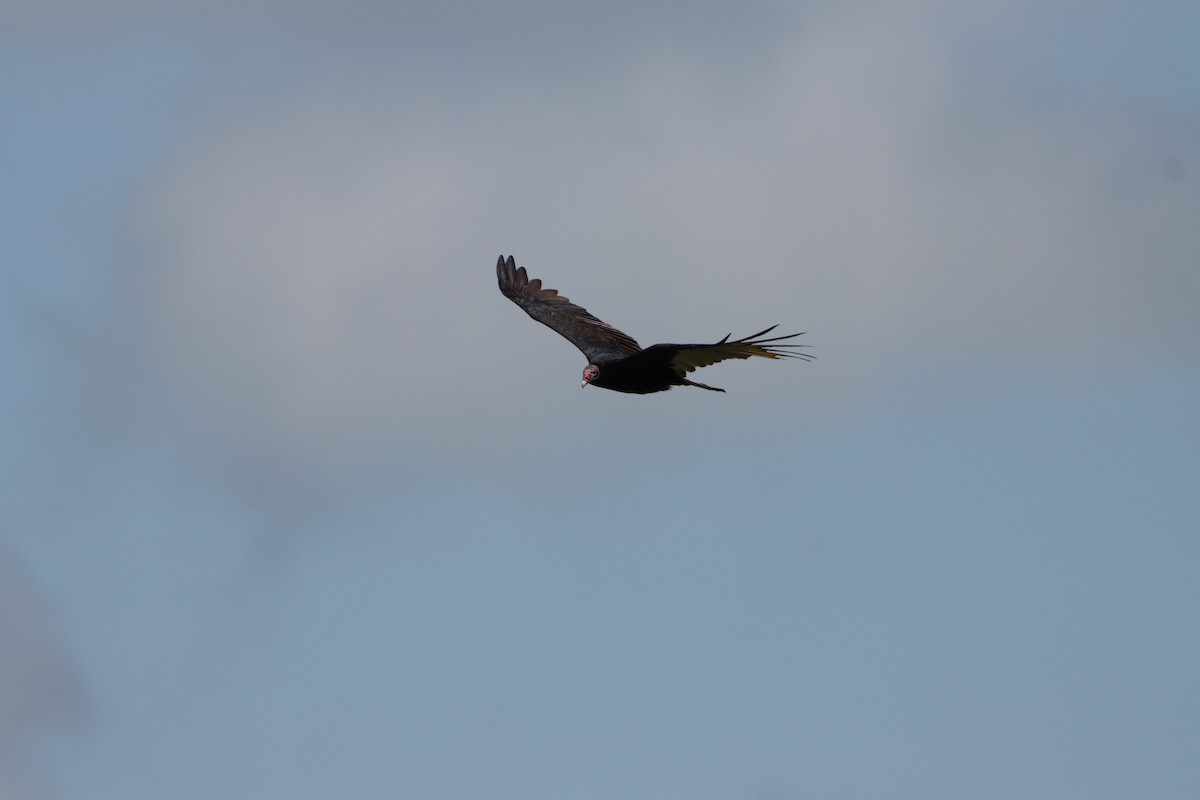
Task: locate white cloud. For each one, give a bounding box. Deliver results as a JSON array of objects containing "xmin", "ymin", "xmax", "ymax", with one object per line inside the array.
[{"xmin": 106, "ymin": 1, "xmax": 1198, "ymax": 503}]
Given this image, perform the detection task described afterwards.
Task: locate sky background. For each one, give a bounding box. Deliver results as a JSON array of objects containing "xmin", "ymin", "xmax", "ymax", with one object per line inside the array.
[{"xmin": 3, "ymin": 1, "xmax": 1199, "ymax": 798}]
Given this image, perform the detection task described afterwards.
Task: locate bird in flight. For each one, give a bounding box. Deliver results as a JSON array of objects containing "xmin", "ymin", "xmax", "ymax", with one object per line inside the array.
[{"xmin": 496, "ymin": 255, "xmax": 812, "ymax": 394}]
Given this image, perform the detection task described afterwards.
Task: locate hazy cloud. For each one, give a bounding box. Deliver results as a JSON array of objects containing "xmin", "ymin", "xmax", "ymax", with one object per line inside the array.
[
  {"xmin": 0, "ymin": 546, "xmax": 80, "ymax": 799},
  {"xmin": 103, "ymin": 1, "xmax": 1199, "ymax": 505}
]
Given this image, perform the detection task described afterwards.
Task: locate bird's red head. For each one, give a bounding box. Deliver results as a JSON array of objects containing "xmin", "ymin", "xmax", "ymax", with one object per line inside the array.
[{"xmin": 581, "ymin": 364, "xmax": 599, "ymax": 388}]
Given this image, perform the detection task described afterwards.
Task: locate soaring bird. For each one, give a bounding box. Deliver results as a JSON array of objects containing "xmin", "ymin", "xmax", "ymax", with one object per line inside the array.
[{"xmin": 496, "ymin": 255, "xmax": 812, "ymax": 394}]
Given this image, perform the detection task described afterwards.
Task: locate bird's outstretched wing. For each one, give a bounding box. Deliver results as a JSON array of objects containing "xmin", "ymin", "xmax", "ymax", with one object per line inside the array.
[
  {"xmin": 496, "ymin": 255, "xmax": 642, "ymax": 363},
  {"xmin": 634, "ymin": 326, "xmax": 814, "ymax": 376}
]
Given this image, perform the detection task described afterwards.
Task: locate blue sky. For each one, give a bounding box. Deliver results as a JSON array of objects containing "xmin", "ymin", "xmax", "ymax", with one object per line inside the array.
[{"xmin": 3, "ymin": 2, "xmax": 1199, "ymax": 798}]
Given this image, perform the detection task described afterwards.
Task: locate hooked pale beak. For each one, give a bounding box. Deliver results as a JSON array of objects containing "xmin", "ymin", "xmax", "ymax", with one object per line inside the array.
[{"xmin": 581, "ymin": 379, "xmax": 588, "ymax": 388}]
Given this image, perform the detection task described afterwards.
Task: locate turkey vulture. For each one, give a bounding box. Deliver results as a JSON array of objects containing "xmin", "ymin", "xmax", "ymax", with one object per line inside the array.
[{"xmin": 496, "ymin": 255, "xmax": 812, "ymax": 394}]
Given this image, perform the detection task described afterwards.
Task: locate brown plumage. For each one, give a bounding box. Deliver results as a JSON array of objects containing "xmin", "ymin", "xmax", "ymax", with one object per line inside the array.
[{"xmin": 496, "ymin": 255, "xmax": 813, "ymax": 394}]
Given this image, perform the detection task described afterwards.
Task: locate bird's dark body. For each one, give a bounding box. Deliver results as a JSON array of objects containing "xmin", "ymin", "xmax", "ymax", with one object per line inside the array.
[
  {"xmin": 589, "ymin": 351, "xmax": 688, "ymax": 394},
  {"xmin": 495, "ymin": 255, "xmax": 812, "ymax": 393}
]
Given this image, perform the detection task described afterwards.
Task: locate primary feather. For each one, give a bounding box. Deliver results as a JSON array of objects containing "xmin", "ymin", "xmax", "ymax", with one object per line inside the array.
[
  {"xmin": 496, "ymin": 255, "xmax": 641, "ymax": 363},
  {"xmin": 654, "ymin": 326, "xmax": 811, "ymax": 374}
]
